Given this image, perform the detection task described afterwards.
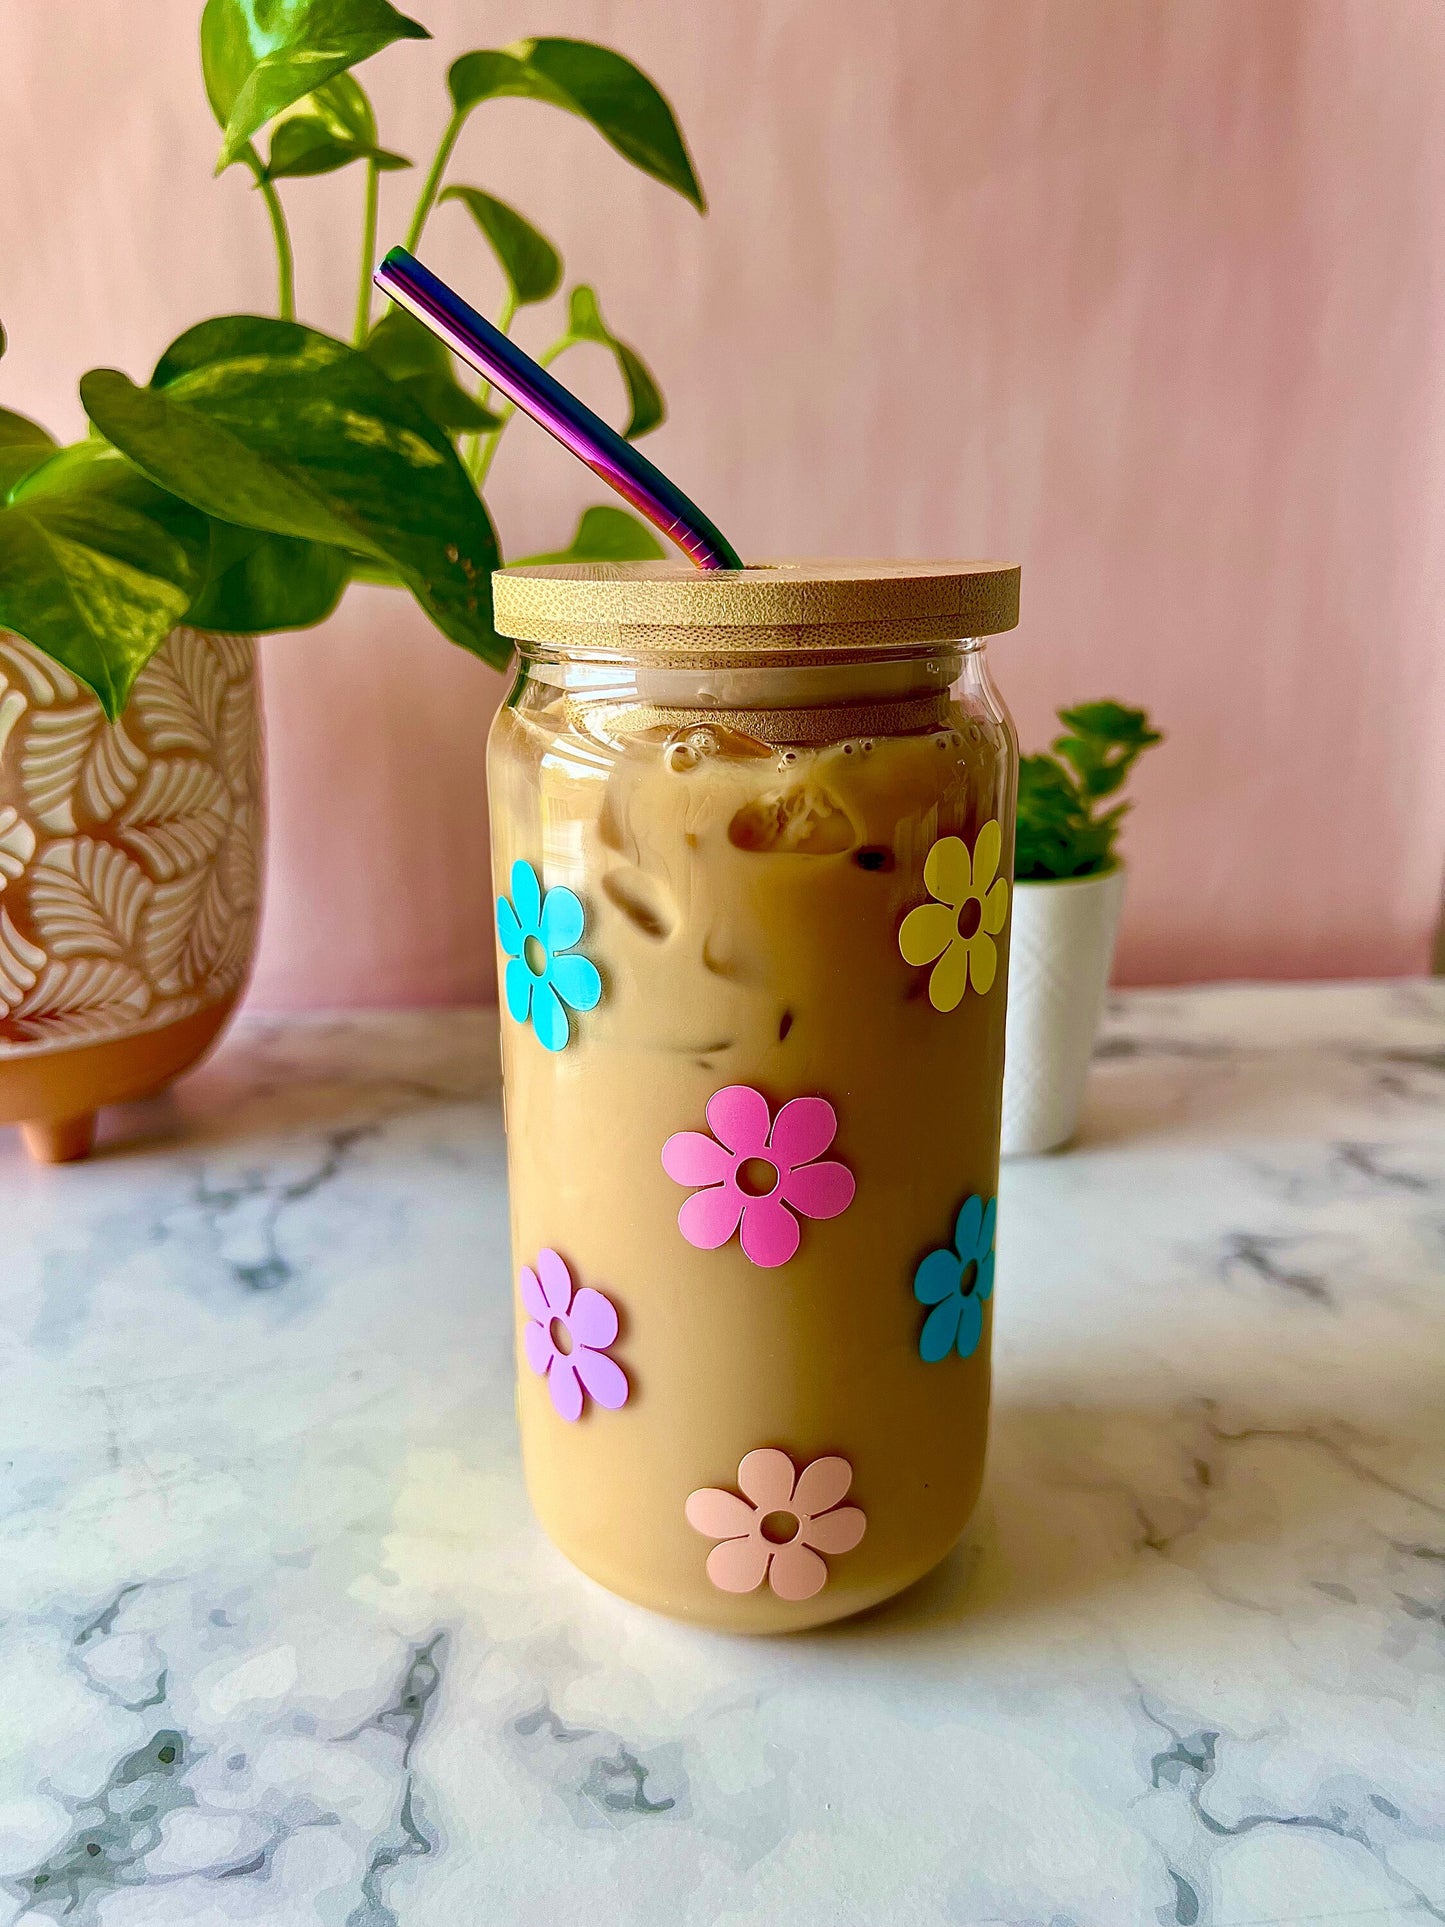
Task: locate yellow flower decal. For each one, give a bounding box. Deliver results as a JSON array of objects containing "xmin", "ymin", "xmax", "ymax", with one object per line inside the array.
[{"xmin": 899, "ymin": 821, "xmax": 1009, "ymax": 1010}]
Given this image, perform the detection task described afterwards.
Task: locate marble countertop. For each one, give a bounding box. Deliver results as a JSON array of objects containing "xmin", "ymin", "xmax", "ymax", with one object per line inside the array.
[{"xmin": 1, "ymin": 982, "xmax": 1442, "ymax": 1927}]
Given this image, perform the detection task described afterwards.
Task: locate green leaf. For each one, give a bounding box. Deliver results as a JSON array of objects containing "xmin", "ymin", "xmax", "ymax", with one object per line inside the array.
[
  {"xmin": 446, "ymin": 38, "xmax": 704, "ymax": 211},
  {"xmin": 0, "ymin": 407, "xmax": 59, "ymax": 497},
  {"xmin": 445, "ymin": 50, "xmax": 519, "ymax": 114},
  {"xmin": 262, "ymin": 72, "xmax": 410, "ymax": 177},
  {"xmin": 286, "ymin": 70, "xmax": 375, "ymax": 140},
  {"xmin": 512, "ymin": 504, "xmax": 663, "ymax": 567},
  {"xmin": 201, "ymin": 0, "xmax": 429, "ymax": 170},
  {"xmin": 345, "ymin": 552, "xmax": 404, "ymax": 587},
  {"xmin": 0, "ymin": 440, "xmax": 211, "ymax": 718},
  {"xmin": 364, "ymin": 308, "xmax": 501, "ymax": 432},
  {"xmin": 439, "ymin": 188, "xmax": 561, "ymax": 307},
  {"xmin": 387, "ymin": 369, "xmax": 498, "ymax": 435},
  {"xmin": 1014, "ymin": 754, "xmax": 1095, "ymax": 881},
  {"xmin": 1058, "ymin": 699, "xmax": 1162, "ymax": 744},
  {"xmin": 0, "ymin": 318, "xmax": 6, "ymax": 359},
  {"xmin": 264, "ymin": 121, "xmax": 410, "ymax": 178},
  {"xmin": 562, "ymin": 285, "xmax": 664, "ymax": 440},
  {"xmin": 386, "ymin": 370, "xmax": 499, "ymax": 435},
  {"xmin": 264, "ymin": 120, "xmax": 410, "ymax": 178},
  {"xmin": 81, "ymin": 316, "xmax": 505, "ymax": 668},
  {"xmin": 1053, "ymin": 700, "xmax": 1163, "ymax": 801},
  {"xmin": 187, "ymin": 522, "xmax": 349, "ymax": 632}
]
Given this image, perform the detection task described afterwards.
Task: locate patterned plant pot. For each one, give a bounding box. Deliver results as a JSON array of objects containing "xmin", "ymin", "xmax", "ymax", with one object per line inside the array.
[
  {"xmin": 0, "ymin": 628, "xmax": 263, "ymax": 1162},
  {"xmin": 1000, "ymin": 863, "xmax": 1125, "ymax": 1157}
]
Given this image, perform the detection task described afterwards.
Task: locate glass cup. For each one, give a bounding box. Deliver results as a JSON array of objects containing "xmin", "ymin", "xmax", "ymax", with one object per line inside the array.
[{"xmin": 488, "ymin": 561, "xmax": 1019, "ymax": 1631}]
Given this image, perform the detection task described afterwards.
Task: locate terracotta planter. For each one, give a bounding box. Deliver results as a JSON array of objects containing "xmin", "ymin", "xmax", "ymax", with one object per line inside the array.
[{"xmin": 0, "ymin": 627, "xmax": 263, "ymax": 1161}]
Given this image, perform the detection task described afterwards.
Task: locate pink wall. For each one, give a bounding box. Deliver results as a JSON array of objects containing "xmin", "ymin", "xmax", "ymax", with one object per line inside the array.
[{"xmin": 3, "ymin": 0, "xmax": 1443, "ymax": 1001}]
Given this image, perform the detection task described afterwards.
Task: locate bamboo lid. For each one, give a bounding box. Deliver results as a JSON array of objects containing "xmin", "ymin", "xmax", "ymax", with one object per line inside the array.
[{"xmin": 491, "ymin": 559, "xmax": 1020, "ymax": 652}]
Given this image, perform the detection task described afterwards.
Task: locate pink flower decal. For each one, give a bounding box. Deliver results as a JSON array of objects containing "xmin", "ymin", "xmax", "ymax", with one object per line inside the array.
[
  {"xmin": 519, "ymin": 1249, "xmax": 629, "ymax": 1423},
  {"xmin": 685, "ymin": 1449, "xmax": 867, "ymax": 1600},
  {"xmin": 661, "ymin": 1086, "xmax": 856, "ymax": 1268}
]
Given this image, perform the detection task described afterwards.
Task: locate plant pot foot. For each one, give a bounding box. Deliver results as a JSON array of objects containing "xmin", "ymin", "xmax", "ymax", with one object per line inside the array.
[{"xmin": 20, "ymin": 1113, "xmax": 98, "ymax": 1164}]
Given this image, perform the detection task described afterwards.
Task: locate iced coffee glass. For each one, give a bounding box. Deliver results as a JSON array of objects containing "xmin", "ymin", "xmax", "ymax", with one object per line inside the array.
[{"xmin": 488, "ymin": 561, "xmax": 1019, "ymax": 1632}]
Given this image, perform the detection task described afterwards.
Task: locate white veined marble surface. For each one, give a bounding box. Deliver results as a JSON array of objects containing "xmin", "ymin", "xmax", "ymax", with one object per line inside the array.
[{"xmin": 0, "ymin": 982, "xmax": 1441, "ymax": 1927}]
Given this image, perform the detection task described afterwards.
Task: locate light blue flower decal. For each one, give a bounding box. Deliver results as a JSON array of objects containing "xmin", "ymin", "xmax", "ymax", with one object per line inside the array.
[
  {"xmin": 496, "ymin": 859, "xmax": 602, "ymax": 1052},
  {"xmin": 913, "ymin": 1193, "xmax": 996, "ymax": 1361}
]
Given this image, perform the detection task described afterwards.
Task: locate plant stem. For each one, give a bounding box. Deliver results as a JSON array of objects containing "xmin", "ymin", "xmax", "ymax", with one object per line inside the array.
[
  {"xmin": 470, "ymin": 331, "xmax": 570, "ymax": 488},
  {"xmin": 353, "ymin": 159, "xmax": 381, "ymax": 345},
  {"xmin": 405, "ymin": 107, "xmax": 466, "ymax": 251},
  {"xmin": 256, "ymin": 174, "xmax": 296, "ymax": 322}
]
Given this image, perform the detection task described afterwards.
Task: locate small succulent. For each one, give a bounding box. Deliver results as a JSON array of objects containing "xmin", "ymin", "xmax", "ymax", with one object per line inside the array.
[{"xmin": 1015, "ymin": 702, "xmax": 1163, "ymax": 880}]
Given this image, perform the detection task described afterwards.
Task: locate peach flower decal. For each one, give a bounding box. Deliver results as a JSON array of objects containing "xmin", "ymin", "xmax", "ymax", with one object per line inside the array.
[
  {"xmin": 661, "ymin": 1086, "xmax": 855, "ymax": 1269},
  {"xmin": 899, "ymin": 820, "xmax": 1009, "ymax": 1009},
  {"xmin": 685, "ymin": 1449, "xmax": 866, "ymax": 1600},
  {"xmin": 520, "ymin": 1249, "xmax": 629, "ymax": 1422}
]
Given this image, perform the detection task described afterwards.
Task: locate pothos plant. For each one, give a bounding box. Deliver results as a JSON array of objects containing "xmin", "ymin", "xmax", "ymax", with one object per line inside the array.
[
  {"xmin": 0, "ymin": 0, "xmax": 705, "ymax": 719},
  {"xmin": 1015, "ymin": 702, "xmax": 1163, "ymax": 880}
]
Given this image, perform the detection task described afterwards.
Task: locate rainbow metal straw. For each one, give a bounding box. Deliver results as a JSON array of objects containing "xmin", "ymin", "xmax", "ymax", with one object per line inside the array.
[{"xmin": 374, "ymin": 246, "xmax": 743, "ymax": 571}]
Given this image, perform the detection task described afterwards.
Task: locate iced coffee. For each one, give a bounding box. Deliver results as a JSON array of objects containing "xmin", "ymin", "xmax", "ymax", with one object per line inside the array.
[{"xmin": 488, "ymin": 561, "xmax": 1019, "ymax": 1632}]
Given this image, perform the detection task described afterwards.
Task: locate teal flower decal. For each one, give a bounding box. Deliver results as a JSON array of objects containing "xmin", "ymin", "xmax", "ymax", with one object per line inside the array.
[
  {"xmin": 496, "ymin": 859, "xmax": 601, "ymax": 1052},
  {"xmin": 913, "ymin": 1193, "xmax": 996, "ymax": 1361}
]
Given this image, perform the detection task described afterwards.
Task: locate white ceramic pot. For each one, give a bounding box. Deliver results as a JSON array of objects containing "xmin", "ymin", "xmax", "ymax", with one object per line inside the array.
[{"xmin": 1000, "ymin": 863, "xmax": 1125, "ymax": 1157}]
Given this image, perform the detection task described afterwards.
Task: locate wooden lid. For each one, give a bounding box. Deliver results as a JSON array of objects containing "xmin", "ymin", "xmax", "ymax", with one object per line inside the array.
[{"xmin": 491, "ymin": 559, "xmax": 1020, "ymax": 651}]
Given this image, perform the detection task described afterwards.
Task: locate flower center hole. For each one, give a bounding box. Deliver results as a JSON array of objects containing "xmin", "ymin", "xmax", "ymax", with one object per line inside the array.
[
  {"xmin": 760, "ymin": 1510, "xmax": 799, "ymax": 1545},
  {"xmin": 958, "ymin": 1259, "xmax": 978, "ymax": 1299},
  {"xmin": 736, "ymin": 1157, "xmax": 779, "ymax": 1198},
  {"xmin": 548, "ymin": 1317, "xmax": 574, "ymax": 1356},
  {"xmin": 524, "ymin": 935, "xmax": 548, "ymax": 976},
  {"xmin": 956, "ymin": 897, "xmax": 983, "ymax": 941}
]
